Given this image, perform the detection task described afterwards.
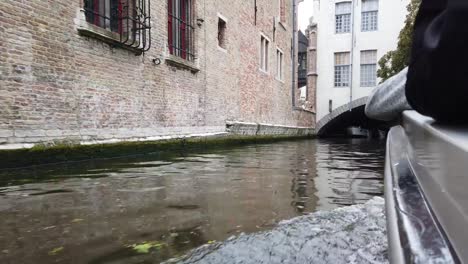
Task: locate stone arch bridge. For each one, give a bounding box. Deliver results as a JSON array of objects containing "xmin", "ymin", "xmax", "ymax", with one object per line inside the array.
[{"xmin": 316, "ymin": 97, "xmax": 386, "ymax": 136}]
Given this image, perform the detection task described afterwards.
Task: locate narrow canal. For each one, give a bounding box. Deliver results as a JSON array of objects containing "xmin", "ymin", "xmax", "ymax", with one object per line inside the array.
[{"xmin": 0, "ymin": 138, "xmax": 385, "ymax": 264}]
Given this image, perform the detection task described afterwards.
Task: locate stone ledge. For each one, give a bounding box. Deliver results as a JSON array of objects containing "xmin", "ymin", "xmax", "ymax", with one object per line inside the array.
[
  {"xmin": 165, "ymin": 55, "xmax": 200, "ymax": 73},
  {"xmin": 0, "ymin": 126, "xmax": 227, "ymax": 150},
  {"xmin": 293, "ymin": 107, "xmax": 316, "ymax": 115},
  {"xmin": 0, "ymin": 133, "xmax": 314, "ymax": 169},
  {"xmin": 226, "ymin": 121, "xmax": 315, "ymax": 136}
]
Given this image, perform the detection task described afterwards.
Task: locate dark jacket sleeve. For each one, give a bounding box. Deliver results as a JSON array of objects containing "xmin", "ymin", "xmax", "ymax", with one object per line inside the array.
[
  {"xmin": 365, "ymin": 68, "xmax": 411, "ymax": 122},
  {"xmin": 405, "ymin": 0, "xmax": 468, "ymax": 123}
]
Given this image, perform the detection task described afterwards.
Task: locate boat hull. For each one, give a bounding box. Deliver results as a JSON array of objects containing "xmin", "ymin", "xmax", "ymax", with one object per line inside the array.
[{"xmin": 385, "ymin": 111, "xmax": 461, "ymax": 263}]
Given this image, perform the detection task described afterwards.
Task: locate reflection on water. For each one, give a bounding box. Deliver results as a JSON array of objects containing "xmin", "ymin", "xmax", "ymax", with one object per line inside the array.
[
  {"xmin": 315, "ymin": 138, "xmax": 385, "ymax": 210},
  {"xmin": 0, "ymin": 138, "xmax": 385, "ymax": 263}
]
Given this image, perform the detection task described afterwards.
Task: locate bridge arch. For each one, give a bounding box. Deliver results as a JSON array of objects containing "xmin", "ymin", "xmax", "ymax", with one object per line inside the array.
[{"xmin": 316, "ymin": 97, "xmax": 369, "ymax": 136}]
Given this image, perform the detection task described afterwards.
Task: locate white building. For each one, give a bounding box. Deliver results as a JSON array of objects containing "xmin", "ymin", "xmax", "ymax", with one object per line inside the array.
[{"xmin": 312, "ymin": 0, "xmax": 408, "ymax": 121}]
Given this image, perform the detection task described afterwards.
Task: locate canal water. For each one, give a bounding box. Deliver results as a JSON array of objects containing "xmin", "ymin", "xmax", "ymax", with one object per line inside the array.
[{"xmin": 0, "ymin": 138, "xmax": 385, "ymax": 264}]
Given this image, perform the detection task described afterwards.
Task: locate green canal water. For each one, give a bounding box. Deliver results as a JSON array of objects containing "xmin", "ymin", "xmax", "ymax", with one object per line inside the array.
[{"xmin": 0, "ymin": 138, "xmax": 385, "ymax": 263}]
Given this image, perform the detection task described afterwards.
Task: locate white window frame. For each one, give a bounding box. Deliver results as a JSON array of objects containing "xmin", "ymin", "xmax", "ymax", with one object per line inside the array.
[
  {"xmin": 335, "ymin": 2, "xmax": 352, "ymax": 34},
  {"xmin": 276, "ymin": 47, "xmax": 284, "ymax": 81},
  {"xmin": 360, "ymin": 50, "xmax": 377, "ymax": 87},
  {"xmin": 334, "ymin": 52, "xmax": 351, "ymax": 88},
  {"xmin": 260, "ymin": 34, "xmax": 270, "ymax": 73},
  {"xmin": 361, "ymin": 0, "xmax": 378, "ymax": 32}
]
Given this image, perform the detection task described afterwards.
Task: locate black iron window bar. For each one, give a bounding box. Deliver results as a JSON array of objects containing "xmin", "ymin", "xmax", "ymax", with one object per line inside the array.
[
  {"xmin": 298, "ymin": 52, "xmax": 307, "ymax": 84},
  {"xmin": 168, "ymin": 0, "xmax": 195, "ymax": 61},
  {"xmin": 84, "ymin": 0, "xmax": 151, "ymax": 53}
]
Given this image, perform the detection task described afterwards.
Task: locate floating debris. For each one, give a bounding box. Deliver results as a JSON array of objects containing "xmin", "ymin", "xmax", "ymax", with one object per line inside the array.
[
  {"xmin": 127, "ymin": 241, "xmax": 166, "ymax": 254},
  {"xmin": 48, "ymin": 247, "xmax": 64, "ymax": 256}
]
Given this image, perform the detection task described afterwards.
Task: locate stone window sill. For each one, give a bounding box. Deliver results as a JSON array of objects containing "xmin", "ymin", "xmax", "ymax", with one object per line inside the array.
[
  {"xmin": 217, "ymin": 45, "xmax": 228, "ymax": 53},
  {"xmin": 293, "ymin": 106, "xmax": 316, "ymax": 114},
  {"xmin": 259, "ymin": 68, "xmax": 269, "ymax": 75},
  {"xmin": 76, "ymin": 19, "xmax": 143, "ymax": 55},
  {"xmin": 165, "ymin": 54, "xmax": 200, "ymax": 73},
  {"xmin": 278, "ymin": 21, "xmax": 287, "ymax": 30},
  {"xmin": 275, "ymin": 77, "xmax": 285, "ymax": 83}
]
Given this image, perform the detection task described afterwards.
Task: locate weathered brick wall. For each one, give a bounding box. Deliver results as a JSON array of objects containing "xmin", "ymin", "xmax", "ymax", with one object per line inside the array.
[{"xmin": 0, "ymin": 0, "xmax": 314, "ymax": 149}]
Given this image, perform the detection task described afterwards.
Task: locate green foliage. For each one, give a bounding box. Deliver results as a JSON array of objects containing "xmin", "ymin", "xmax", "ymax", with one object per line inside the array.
[{"xmin": 377, "ymin": 0, "xmax": 421, "ymax": 82}]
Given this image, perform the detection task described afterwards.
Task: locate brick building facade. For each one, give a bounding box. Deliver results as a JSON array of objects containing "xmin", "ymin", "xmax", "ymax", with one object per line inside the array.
[{"xmin": 0, "ymin": 0, "xmax": 314, "ymax": 149}]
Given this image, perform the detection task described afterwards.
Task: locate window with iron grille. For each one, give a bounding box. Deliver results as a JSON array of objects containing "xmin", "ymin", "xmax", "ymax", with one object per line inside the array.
[
  {"xmin": 168, "ymin": 0, "xmax": 195, "ymax": 61},
  {"xmin": 83, "ymin": 0, "xmax": 151, "ymax": 52},
  {"xmin": 360, "ymin": 50, "xmax": 377, "ymax": 87},
  {"xmin": 299, "ymin": 53, "xmax": 307, "ymax": 72},
  {"xmin": 260, "ymin": 35, "xmax": 269, "ymax": 72},
  {"xmin": 334, "ymin": 52, "xmax": 351, "ymax": 87},
  {"xmin": 335, "ymin": 2, "xmax": 351, "ymax": 34},
  {"xmin": 361, "ymin": 0, "xmax": 378, "ymax": 31},
  {"xmin": 298, "ymin": 52, "xmax": 307, "ymax": 86},
  {"xmin": 276, "ymin": 48, "xmax": 284, "ymax": 80}
]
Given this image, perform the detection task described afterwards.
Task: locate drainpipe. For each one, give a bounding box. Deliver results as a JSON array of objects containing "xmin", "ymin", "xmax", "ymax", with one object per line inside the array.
[
  {"xmin": 349, "ymin": 0, "xmax": 357, "ymax": 111},
  {"xmin": 291, "ymin": 0, "xmax": 297, "ymax": 109},
  {"xmin": 292, "ymin": 0, "xmax": 305, "ymax": 110}
]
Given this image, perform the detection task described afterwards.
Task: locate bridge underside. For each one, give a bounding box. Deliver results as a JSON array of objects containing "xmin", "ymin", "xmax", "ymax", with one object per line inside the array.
[{"xmin": 316, "ymin": 97, "xmax": 392, "ymax": 137}]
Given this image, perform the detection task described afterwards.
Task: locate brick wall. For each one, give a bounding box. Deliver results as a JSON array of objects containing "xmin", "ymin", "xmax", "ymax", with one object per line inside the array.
[{"xmin": 0, "ymin": 0, "xmax": 314, "ymax": 149}]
